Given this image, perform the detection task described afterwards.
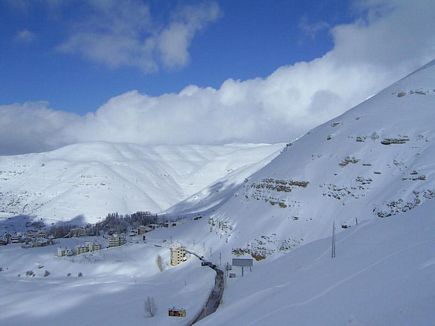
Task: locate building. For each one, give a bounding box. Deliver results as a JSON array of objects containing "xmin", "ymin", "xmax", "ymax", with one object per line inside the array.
[
  {"xmin": 163, "ymin": 222, "xmax": 178, "ymax": 228},
  {"xmin": 25, "ymin": 230, "xmax": 37, "ymax": 238},
  {"xmin": 57, "ymin": 247, "xmax": 67, "ymax": 257},
  {"xmin": 87, "ymin": 242, "xmax": 101, "ymax": 252},
  {"xmin": 32, "ymin": 237, "xmax": 54, "ymax": 247},
  {"xmin": 168, "ymin": 307, "xmax": 186, "ymax": 317},
  {"xmin": 148, "ymin": 224, "xmax": 159, "ymax": 230},
  {"xmin": 129, "ymin": 230, "xmax": 138, "ymax": 237},
  {"xmin": 37, "ymin": 231, "xmax": 47, "ymax": 238},
  {"xmin": 70, "ymin": 228, "xmax": 86, "ymax": 237},
  {"xmin": 108, "ymin": 234, "xmax": 126, "ymax": 247},
  {"xmin": 10, "ymin": 234, "xmax": 23, "ymax": 243},
  {"xmin": 137, "ymin": 225, "xmax": 153, "ymax": 234},
  {"xmin": 170, "ymin": 246, "xmax": 187, "ymax": 266},
  {"xmin": 76, "ymin": 244, "xmax": 89, "ymax": 255}
]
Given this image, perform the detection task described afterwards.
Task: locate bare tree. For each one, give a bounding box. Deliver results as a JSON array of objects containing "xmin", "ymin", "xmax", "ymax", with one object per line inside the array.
[
  {"xmin": 156, "ymin": 255, "xmax": 164, "ymax": 272},
  {"xmin": 144, "ymin": 296, "xmax": 157, "ymax": 317}
]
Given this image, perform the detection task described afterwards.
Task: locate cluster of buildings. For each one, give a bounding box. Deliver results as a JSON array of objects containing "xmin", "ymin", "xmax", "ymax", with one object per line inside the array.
[
  {"xmin": 127, "ymin": 222, "xmax": 178, "ymax": 237},
  {"xmin": 0, "ymin": 230, "xmax": 55, "ymax": 248},
  {"xmin": 57, "ymin": 241, "xmax": 102, "ymax": 257},
  {"xmin": 57, "ymin": 233, "xmax": 127, "ymax": 257}
]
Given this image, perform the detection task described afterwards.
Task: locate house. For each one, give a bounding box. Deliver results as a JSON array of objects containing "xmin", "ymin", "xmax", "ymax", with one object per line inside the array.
[
  {"xmin": 108, "ymin": 234, "xmax": 126, "ymax": 248},
  {"xmin": 148, "ymin": 223, "xmax": 160, "ymax": 230},
  {"xmin": 0, "ymin": 239, "xmax": 8, "ymax": 246},
  {"xmin": 137, "ymin": 225, "xmax": 153, "ymax": 234},
  {"xmin": 170, "ymin": 246, "xmax": 188, "ymax": 266},
  {"xmin": 163, "ymin": 221, "xmax": 177, "ymax": 228},
  {"xmin": 168, "ymin": 307, "xmax": 186, "ymax": 317}
]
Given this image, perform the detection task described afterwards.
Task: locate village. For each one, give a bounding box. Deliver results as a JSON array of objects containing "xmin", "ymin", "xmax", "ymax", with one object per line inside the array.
[
  {"xmin": 0, "ymin": 212, "xmax": 256, "ymax": 321},
  {"xmin": 0, "ymin": 214, "xmax": 202, "ymax": 266}
]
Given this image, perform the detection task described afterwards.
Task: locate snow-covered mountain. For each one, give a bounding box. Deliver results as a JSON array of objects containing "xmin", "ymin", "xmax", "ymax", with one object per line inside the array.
[
  {"xmin": 0, "ymin": 142, "xmax": 283, "ymax": 223},
  {"xmin": 180, "ymin": 59, "xmax": 435, "ymax": 259},
  {"xmin": 1, "ymin": 61, "xmax": 435, "ymax": 326},
  {"xmin": 167, "ymin": 60, "xmax": 435, "ymax": 325}
]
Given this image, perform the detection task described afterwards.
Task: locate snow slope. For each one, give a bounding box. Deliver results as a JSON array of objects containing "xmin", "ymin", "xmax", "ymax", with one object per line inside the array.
[
  {"xmin": 194, "ymin": 59, "xmax": 435, "ymax": 257},
  {"xmin": 0, "ymin": 237, "xmax": 215, "ymax": 326},
  {"xmin": 199, "ymin": 200, "xmax": 435, "ymax": 326},
  {"xmin": 0, "ymin": 142, "xmax": 283, "ymax": 223}
]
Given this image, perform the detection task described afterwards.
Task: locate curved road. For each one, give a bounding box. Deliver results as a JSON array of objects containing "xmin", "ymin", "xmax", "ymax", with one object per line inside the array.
[{"xmin": 186, "ymin": 251, "xmax": 225, "ymax": 325}]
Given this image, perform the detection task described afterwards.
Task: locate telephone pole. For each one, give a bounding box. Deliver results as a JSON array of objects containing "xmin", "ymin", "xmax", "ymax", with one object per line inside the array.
[{"xmin": 331, "ymin": 221, "xmax": 336, "ymax": 259}]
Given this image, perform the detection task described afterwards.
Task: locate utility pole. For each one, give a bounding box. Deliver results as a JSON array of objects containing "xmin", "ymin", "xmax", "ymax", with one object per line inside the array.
[
  {"xmin": 219, "ymin": 252, "xmax": 222, "ymax": 267},
  {"xmin": 331, "ymin": 221, "xmax": 336, "ymax": 259}
]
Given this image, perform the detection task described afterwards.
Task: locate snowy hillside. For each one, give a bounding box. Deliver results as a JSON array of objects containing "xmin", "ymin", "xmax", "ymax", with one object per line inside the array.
[
  {"xmin": 0, "ymin": 236, "xmax": 216, "ymax": 326},
  {"xmin": 199, "ymin": 200, "xmax": 435, "ymax": 326},
  {"xmin": 0, "ymin": 142, "xmax": 283, "ymax": 223},
  {"xmin": 195, "ymin": 59, "xmax": 435, "ymax": 257}
]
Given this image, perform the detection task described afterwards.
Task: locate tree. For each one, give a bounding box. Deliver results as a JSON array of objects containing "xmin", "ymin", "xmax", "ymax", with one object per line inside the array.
[
  {"xmin": 156, "ymin": 255, "xmax": 164, "ymax": 272},
  {"xmin": 144, "ymin": 296, "xmax": 157, "ymax": 317}
]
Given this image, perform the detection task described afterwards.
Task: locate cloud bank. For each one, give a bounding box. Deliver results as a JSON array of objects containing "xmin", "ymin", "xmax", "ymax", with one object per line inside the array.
[{"xmin": 2, "ymin": 0, "xmax": 435, "ymax": 155}]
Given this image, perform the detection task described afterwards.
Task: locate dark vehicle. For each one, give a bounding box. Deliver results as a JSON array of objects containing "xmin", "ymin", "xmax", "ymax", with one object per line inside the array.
[{"xmin": 201, "ymin": 261, "xmax": 212, "ymax": 267}]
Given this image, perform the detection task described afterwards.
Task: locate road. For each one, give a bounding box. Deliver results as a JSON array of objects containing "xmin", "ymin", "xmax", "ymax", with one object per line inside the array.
[{"xmin": 186, "ymin": 250, "xmax": 225, "ymax": 325}]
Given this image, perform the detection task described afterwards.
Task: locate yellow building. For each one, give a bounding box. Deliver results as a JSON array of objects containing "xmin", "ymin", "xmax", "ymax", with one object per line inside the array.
[
  {"xmin": 87, "ymin": 242, "xmax": 101, "ymax": 251},
  {"xmin": 170, "ymin": 246, "xmax": 187, "ymax": 266},
  {"xmin": 108, "ymin": 234, "xmax": 126, "ymax": 247},
  {"xmin": 76, "ymin": 245, "xmax": 89, "ymax": 255}
]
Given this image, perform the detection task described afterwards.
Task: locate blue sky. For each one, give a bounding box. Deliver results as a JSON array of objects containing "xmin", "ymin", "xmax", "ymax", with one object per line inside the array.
[
  {"xmin": 0, "ymin": 0, "xmax": 352, "ymax": 114},
  {"xmin": 1, "ymin": 0, "xmax": 435, "ymax": 155}
]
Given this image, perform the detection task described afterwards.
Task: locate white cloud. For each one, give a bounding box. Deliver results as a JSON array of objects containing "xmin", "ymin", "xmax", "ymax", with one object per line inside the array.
[
  {"xmin": 0, "ymin": 102, "xmax": 78, "ymax": 155},
  {"xmin": 157, "ymin": 2, "xmax": 220, "ymax": 68},
  {"xmin": 2, "ymin": 0, "xmax": 435, "ymax": 155},
  {"xmin": 299, "ymin": 17, "xmax": 329, "ymax": 39},
  {"xmin": 57, "ymin": 1, "xmax": 220, "ymax": 72},
  {"xmin": 14, "ymin": 29, "xmax": 36, "ymax": 43}
]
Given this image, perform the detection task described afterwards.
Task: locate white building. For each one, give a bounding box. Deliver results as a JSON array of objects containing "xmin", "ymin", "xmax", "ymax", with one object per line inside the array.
[{"xmin": 57, "ymin": 247, "xmax": 67, "ymax": 257}]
